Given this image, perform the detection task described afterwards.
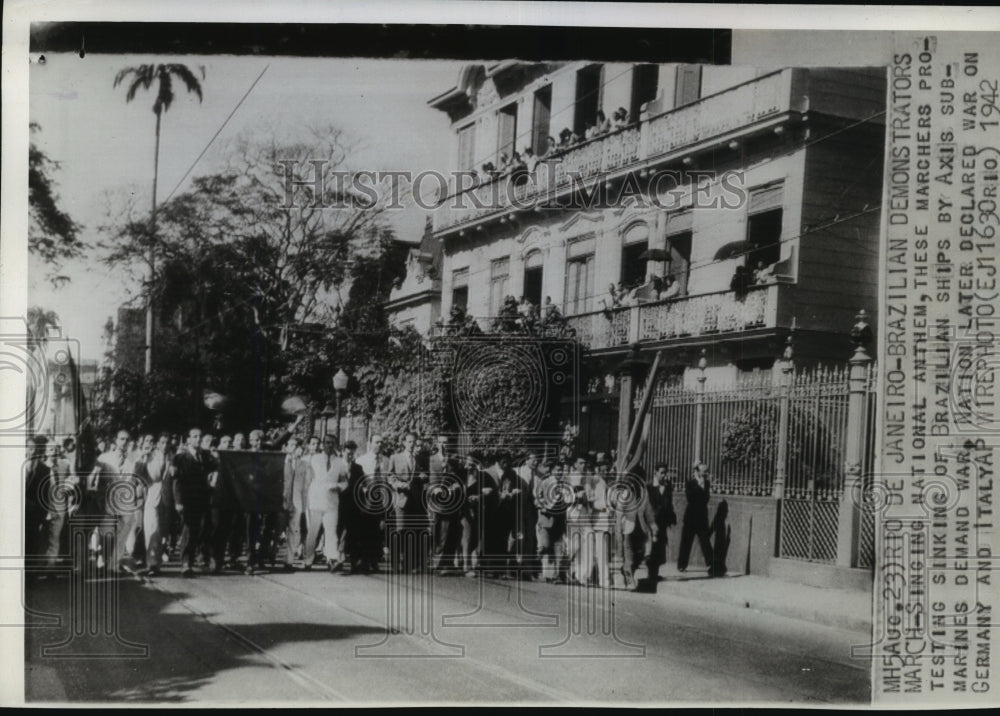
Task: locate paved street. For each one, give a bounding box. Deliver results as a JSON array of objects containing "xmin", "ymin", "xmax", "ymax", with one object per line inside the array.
[{"xmin": 25, "ymin": 567, "xmax": 870, "ymax": 704}]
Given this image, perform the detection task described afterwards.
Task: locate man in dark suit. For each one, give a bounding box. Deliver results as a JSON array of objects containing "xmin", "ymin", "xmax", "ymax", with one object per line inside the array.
[
  {"xmin": 171, "ymin": 428, "xmax": 212, "ymax": 577},
  {"xmin": 612, "ymin": 466, "xmax": 658, "ymax": 591},
  {"xmin": 678, "ymin": 462, "xmax": 714, "ymax": 574},
  {"xmin": 646, "ymin": 463, "xmax": 677, "ymax": 581},
  {"xmin": 428, "ymin": 435, "xmax": 464, "ymax": 574},
  {"xmin": 387, "ymin": 432, "xmax": 427, "ymax": 572},
  {"xmin": 460, "ymin": 453, "xmax": 498, "ymax": 576},
  {"xmin": 491, "ymin": 452, "xmax": 523, "ymax": 577},
  {"xmin": 515, "ymin": 452, "xmax": 543, "ymax": 579},
  {"xmin": 338, "ymin": 440, "xmax": 376, "ymax": 573}
]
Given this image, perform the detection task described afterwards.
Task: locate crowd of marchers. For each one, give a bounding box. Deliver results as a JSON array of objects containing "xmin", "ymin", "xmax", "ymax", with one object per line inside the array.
[{"xmin": 25, "ymin": 425, "xmax": 719, "ymax": 589}]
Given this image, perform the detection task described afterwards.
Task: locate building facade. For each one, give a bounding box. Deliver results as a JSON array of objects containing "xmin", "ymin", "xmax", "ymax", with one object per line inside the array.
[
  {"xmin": 428, "ymin": 62, "xmax": 885, "ymax": 381},
  {"xmin": 425, "ymin": 61, "xmax": 887, "ymax": 582},
  {"xmin": 383, "ymin": 228, "xmax": 442, "ymax": 336}
]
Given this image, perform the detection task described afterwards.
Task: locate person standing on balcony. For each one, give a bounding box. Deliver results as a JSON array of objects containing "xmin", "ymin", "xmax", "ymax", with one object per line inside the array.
[
  {"xmin": 542, "ymin": 136, "xmax": 557, "ymax": 159},
  {"xmin": 557, "ymin": 128, "xmax": 573, "ymax": 151},
  {"xmin": 678, "ymin": 462, "xmax": 715, "ymax": 575},
  {"xmin": 509, "ymin": 151, "xmax": 528, "ymax": 186},
  {"xmin": 523, "ymin": 146, "xmax": 539, "ymax": 174},
  {"xmin": 659, "ymin": 275, "xmax": 681, "ymax": 301},
  {"xmin": 730, "ymin": 265, "xmax": 750, "ymax": 301},
  {"xmin": 595, "ymin": 110, "xmax": 611, "ymax": 136}
]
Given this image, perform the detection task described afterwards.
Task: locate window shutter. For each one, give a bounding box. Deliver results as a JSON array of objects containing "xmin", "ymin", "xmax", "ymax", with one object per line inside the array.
[{"xmin": 749, "ymin": 183, "xmax": 783, "ymax": 214}]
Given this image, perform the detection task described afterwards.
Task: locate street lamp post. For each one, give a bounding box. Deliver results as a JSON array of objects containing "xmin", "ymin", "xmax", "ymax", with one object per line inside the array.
[{"xmin": 333, "ymin": 369, "xmax": 349, "ymax": 445}]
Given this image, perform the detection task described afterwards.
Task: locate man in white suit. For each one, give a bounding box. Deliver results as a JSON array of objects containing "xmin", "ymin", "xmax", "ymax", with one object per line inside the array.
[
  {"xmin": 86, "ymin": 429, "xmax": 139, "ymax": 572},
  {"xmin": 303, "ymin": 435, "xmax": 348, "ymax": 571},
  {"xmin": 135, "ymin": 433, "xmax": 173, "ymax": 575}
]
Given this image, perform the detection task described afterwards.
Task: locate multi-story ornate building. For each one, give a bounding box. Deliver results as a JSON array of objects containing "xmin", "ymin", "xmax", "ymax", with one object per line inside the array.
[{"xmin": 427, "ymin": 62, "xmax": 885, "ymax": 384}]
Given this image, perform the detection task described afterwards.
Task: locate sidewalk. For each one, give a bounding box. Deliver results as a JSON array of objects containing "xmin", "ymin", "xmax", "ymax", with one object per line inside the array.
[{"xmin": 641, "ymin": 565, "xmax": 873, "ymax": 634}]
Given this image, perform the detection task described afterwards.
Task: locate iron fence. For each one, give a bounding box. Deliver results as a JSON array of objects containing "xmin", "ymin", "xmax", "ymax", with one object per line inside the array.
[{"xmin": 642, "ymin": 358, "xmax": 877, "ymax": 566}]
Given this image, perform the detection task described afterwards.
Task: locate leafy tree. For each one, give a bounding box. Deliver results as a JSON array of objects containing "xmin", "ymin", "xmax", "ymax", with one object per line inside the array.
[
  {"xmin": 28, "ymin": 124, "xmax": 83, "ymax": 279},
  {"xmin": 98, "ymin": 129, "xmax": 399, "ymax": 435}
]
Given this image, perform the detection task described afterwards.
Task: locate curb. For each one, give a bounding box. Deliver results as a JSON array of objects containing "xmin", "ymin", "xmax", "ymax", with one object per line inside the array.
[{"xmin": 649, "ymin": 572, "xmax": 872, "ymax": 634}]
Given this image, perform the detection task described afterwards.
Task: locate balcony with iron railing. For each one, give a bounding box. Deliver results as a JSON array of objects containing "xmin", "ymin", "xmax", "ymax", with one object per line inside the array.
[
  {"xmin": 564, "ymin": 283, "xmax": 779, "ymax": 352},
  {"xmin": 429, "ymin": 283, "xmax": 780, "ymax": 351},
  {"xmin": 434, "ymin": 68, "xmax": 804, "ymax": 234}
]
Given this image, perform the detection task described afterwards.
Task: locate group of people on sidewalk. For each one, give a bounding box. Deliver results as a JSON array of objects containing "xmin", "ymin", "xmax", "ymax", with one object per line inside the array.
[{"xmin": 25, "ymin": 425, "xmax": 722, "ymax": 588}]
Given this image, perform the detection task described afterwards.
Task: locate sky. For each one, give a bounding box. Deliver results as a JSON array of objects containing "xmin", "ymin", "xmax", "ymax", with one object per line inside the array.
[{"xmin": 28, "ymin": 53, "xmax": 466, "ymax": 360}]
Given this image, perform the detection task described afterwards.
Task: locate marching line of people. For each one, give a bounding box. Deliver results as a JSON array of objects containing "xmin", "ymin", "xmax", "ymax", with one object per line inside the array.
[{"xmin": 25, "ymin": 426, "xmax": 722, "ymax": 588}]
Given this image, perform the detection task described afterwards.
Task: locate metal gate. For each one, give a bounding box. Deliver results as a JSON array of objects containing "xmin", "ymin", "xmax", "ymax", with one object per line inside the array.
[
  {"xmin": 777, "ymin": 367, "xmax": 851, "ymax": 563},
  {"xmin": 779, "ymin": 497, "xmax": 840, "ymax": 562},
  {"xmin": 642, "ymin": 359, "xmax": 876, "ymax": 566}
]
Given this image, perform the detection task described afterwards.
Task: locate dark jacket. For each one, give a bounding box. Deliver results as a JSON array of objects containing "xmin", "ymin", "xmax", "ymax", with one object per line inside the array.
[
  {"xmin": 684, "ymin": 477, "xmax": 711, "ymax": 525},
  {"xmin": 171, "ymin": 447, "xmax": 211, "ymax": 511},
  {"xmin": 649, "ymin": 481, "xmax": 677, "ymax": 532}
]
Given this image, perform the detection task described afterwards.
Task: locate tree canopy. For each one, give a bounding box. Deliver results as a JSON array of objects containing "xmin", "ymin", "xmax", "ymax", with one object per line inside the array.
[
  {"xmin": 93, "ymin": 129, "xmax": 412, "ymax": 436},
  {"xmin": 28, "ymin": 123, "xmax": 84, "ymax": 275}
]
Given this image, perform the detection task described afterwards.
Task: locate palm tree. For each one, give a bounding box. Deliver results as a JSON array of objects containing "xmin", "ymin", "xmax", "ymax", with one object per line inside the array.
[
  {"xmin": 27, "ymin": 306, "xmax": 61, "ymax": 344},
  {"xmin": 113, "ymin": 64, "xmax": 205, "ymax": 375}
]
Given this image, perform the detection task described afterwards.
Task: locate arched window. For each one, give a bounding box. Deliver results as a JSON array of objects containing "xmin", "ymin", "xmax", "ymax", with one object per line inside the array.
[{"xmin": 620, "ymin": 222, "xmax": 650, "ymax": 288}]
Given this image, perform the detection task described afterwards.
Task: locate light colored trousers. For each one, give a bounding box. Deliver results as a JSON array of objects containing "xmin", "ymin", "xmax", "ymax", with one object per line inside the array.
[
  {"xmin": 304, "ymin": 508, "xmax": 339, "ymax": 564},
  {"xmin": 285, "ymin": 494, "xmax": 308, "ymax": 563},
  {"xmin": 580, "ymin": 528, "xmax": 611, "ymax": 588},
  {"xmin": 116, "ymin": 506, "xmax": 143, "ymax": 564},
  {"xmin": 45, "ymin": 513, "xmax": 67, "ymax": 566},
  {"xmin": 143, "ymin": 483, "xmax": 170, "ymax": 568}
]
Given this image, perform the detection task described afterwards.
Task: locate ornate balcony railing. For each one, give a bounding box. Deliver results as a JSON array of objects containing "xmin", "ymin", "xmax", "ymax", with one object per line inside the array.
[
  {"xmin": 434, "ymin": 69, "xmax": 799, "ymax": 233},
  {"xmin": 564, "ymin": 285, "xmax": 777, "ymax": 351}
]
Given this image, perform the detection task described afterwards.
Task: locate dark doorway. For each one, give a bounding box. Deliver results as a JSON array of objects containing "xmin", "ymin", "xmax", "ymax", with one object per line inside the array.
[
  {"xmin": 746, "ymin": 209, "xmax": 783, "ymax": 269},
  {"xmin": 667, "ymin": 231, "xmax": 692, "ymax": 295},
  {"xmin": 621, "ymin": 241, "xmax": 649, "ymax": 289},
  {"xmin": 523, "ymin": 266, "xmax": 543, "ymax": 307},
  {"xmin": 498, "ymin": 102, "xmax": 518, "ymax": 163},
  {"xmin": 630, "ymin": 64, "xmax": 660, "ymax": 121},
  {"xmin": 532, "ymin": 85, "xmax": 552, "ymax": 156},
  {"xmin": 452, "ymin": 285, "xmax": 468, "ymax": 312},
  {"xmin": 574, "ymin": 64, "xmax": 603, "ymax": 137}
]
